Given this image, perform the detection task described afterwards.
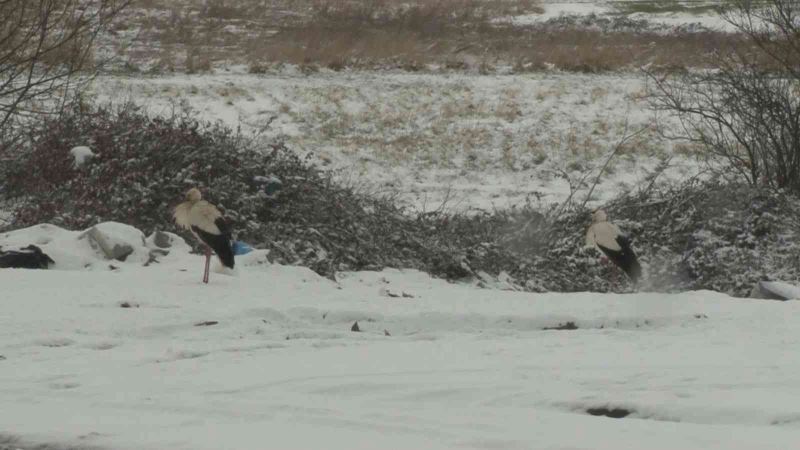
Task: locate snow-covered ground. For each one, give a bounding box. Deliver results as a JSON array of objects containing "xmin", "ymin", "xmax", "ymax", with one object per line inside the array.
[
  {"xmin": 89, "ymin": 70, "xmax": 696, "ymax": 212},
  {"xmin": 2, "ymin": 223, "xmax": 800, "ymax": 449},
  {"xmin": 4, "ymin": 3, "xmax": 794, "ymax": 449},
  {"xmin": 508, "ymin": 1, "xmax": 735, "ymax": 31}
]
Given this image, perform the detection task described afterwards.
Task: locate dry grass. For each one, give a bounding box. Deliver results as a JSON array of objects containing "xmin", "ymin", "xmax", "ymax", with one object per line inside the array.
[
  {"xmin": 245, "ymin": 23, "xmax": 737, "ymax": 73},
  {"xmin": 610, "ymin": 0, "xmax": 731, "ymax": 15},
  {"xmin": 107, "ymin": 0, "xmax": 745, "ymax": 73}
]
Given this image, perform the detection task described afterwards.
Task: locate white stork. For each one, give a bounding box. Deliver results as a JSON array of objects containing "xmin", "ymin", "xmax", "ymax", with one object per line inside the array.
[
  {"xmin": 173, "ymin": 188, "xmax": 235, "ymax": 283},
  {"xmin": 585, "ymin": 209, "xmax": 642, "ymax": 284}
]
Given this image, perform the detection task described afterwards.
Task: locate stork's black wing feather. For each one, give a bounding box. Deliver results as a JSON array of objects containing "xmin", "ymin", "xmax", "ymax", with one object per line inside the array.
[
  {"xmin": 597, "ymin": 235, "xmax": 641, "ymax": 283},
  {"xmin": 214, "ymin": 217, "xmax": 232, "ymax": 237},
  {"xmin": 192, "ymin": 223, "xmax": 235, "ymax": 269}
]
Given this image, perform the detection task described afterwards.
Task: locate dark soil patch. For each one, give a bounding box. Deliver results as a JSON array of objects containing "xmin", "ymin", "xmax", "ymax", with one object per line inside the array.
[
  {"xmin": 543, "ymin": 322, "xmax": 579, "ymax": 331},
  {"xmin": 586, "ymin": 407, "xmax": 633, "ymax": 419}
]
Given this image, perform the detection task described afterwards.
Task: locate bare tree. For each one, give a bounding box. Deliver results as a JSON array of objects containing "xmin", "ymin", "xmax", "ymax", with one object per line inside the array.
[
  {"xmin": 646, "ymin": 0, "xmax": 800, "ymax": 193},
  {"xmin": 0, "ymin": 0, "xmax": 129, "ymax": 131}
]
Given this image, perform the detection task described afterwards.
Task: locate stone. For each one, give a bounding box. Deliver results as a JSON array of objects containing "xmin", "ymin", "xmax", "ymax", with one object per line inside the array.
[
  {"xmin": 84, "ymin": 227, "xmax": 134, "ymax": 261},
  {"xmin": 153, "ymin": 231, "xmax": 172, "ymax": 248}
]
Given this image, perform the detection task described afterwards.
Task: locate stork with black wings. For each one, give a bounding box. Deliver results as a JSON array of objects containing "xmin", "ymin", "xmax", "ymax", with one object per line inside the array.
[
  {"xmin": 173, "ymin": 188, "xmax": 235, "ymax": 284},
  {"xmin": 585, "ymin": 209, "xmax": 642, "ymax": 284}
]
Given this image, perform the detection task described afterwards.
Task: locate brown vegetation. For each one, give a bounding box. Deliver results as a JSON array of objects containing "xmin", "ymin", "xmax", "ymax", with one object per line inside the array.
[{"xmin": 108, "ymin": 0, "xmax": 746, "ymax": 73}]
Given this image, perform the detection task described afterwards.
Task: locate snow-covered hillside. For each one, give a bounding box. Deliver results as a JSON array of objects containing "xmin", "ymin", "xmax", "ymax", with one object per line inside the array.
[
  {"xmin": 1, "ymin": 223, "xmax": 799, "ymax": 449},
  {"xmin": 89, "ymin": 70, "xmax": 696, "ymax": 212}
]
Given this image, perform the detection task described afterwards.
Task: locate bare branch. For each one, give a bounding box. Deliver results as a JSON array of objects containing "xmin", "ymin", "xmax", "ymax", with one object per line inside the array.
[
  {"xmin": 0, "ymin": 0, "xmax": 130, "ymax": 131},
  {"xmin": 580, "ymin": 117, "xmax": 650, "ymax": 211},
  {"xmin": 646, "ymin": 2, "xmax": 800, "ymax": 193}
]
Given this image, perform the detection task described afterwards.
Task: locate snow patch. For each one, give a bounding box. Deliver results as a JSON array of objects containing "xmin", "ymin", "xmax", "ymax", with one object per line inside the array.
[
  {"xmin": 0, "ymin": 222, "xmax": 184, "ymax": 270},
  {"xmin": 752, "ymin": 281, "xmax": 800, "ymax": 301},
  {"xmin": 69, "ymin": 146, "xmax": 95, "ymax": 167},
  {"xmin": 2, "ymin": 262, "xmax": 800, "ymax": 450}
]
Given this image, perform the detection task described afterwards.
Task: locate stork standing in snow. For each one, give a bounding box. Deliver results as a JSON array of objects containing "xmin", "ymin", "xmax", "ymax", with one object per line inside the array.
[
  {"xmin": 173, "ymin": 188, "xmax": 235, "ymax": 283},
  {"xmin": 585, "ymin": 209, "xmax": 642, "ymax": 284}
]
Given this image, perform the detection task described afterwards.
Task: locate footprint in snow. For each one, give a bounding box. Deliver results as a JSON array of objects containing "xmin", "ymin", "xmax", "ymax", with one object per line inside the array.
[
  {"xmin": 87, "ymin": 341, "xmax": 118, "ymax": 351},
  {"xmin": 37, "ymin": 338, "xmax": 74, "ymax": 348},
  {"xmin": 771, "ymin": 414, "xmax": 800, "ymax": 426},
  {"xmin": 49, "ymin": 381, "xmax": 81, "ymax": 390},
  {"xmin": 156, "ymin": 349, "xmax": 210, "ymax": 363}
]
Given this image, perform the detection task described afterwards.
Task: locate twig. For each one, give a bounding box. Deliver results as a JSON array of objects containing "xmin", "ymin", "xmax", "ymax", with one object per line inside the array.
[{"xmin": 580, "ymin": 117, "xmax": 650, "ymax": 211}]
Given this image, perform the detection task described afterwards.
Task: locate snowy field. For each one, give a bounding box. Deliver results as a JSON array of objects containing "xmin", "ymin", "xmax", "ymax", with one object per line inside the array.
[
  {"xmin": 508, "ymin": 0, "xmax": 735, "ymax": 30},
  {"xmin": 6, "ymin": 2, "xmax": 796, "ymax": 449},
  {"xmin": 2, "ymin": 223, "xmax": 800, "ymax": 450},
  {"xmin": 85, "ymin": 0, "xmax": 739, "ymax": 212},
  {"xmin": 89, "ymin": 70, "xmax": 695, "ymax": 212}
]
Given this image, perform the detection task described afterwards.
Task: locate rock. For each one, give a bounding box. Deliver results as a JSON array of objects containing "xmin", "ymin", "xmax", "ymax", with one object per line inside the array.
[
  {"xmin": 107, "ymin": 243, "xmax": 133, "ymax": 261},
  {"xmin": 84, "ymin": 226, "xmax": 134, "ymax": 261},
  {"xmin": 81, "ymin": 223, "xmax": 146, "ymax": 262},
  {"xmin": 146, "ymin": 231, "xmax": 190, "ymax": 254},
  {"xmin": 379, "ymin": 287, "xmax": 400, "ymax": 298},
  {"xmin": 152, "ymin": 231, "xmax": 172, "ymax": 249},
  {"xmin": 145, "ymin": 249, "xmax": 169, "ymax": 266}
]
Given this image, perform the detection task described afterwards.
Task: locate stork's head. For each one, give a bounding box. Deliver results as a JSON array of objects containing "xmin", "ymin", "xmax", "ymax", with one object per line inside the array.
[
  {"xmin": 591, "ymin": 209, "xmax": 608, "ymax": 223},
  {"xmin": 185, "ymin": 188, "xmax": 202, "ymax": 202}
]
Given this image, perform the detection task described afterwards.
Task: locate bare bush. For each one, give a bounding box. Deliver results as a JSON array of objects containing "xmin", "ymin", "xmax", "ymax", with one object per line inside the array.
[
  {"xmin": 202, "ymin": 0, "xmax": 246, "ymax": 20},
  {"xmin": 0, "ymin": 103, "xmax": 534, "ymax": 280},
  {"xmin": 0, "ymin": 0, "xmax": 129, "ymax": 131},
  {"xmin": 647, "ymin": 0, "xmax": 800, "ymax": 193},
  {"xmin": 3, "ymin": 103, "xmax": 796, "ymax": 296}
]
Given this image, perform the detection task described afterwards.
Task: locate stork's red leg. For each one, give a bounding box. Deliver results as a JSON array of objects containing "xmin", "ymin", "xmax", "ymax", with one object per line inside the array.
[
  {"xmin": 203, "ymin": 246, "xmax": 211, "ymax": 284},
  {"xmin": 601, "ymin": 257, "xmax": 618, "ymax": 289}
]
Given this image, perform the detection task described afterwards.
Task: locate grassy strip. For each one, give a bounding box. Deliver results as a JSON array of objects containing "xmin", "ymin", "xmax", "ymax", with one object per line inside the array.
[{"xmin": 108, "ymin": 0, "xmax": 744, "ymax": 74}]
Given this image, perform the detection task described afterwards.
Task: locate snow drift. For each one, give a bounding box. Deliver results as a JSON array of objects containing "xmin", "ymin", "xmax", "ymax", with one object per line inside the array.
[{"xmin": 1, "ymin": 236, "xmax": 800, "ymax": 450}]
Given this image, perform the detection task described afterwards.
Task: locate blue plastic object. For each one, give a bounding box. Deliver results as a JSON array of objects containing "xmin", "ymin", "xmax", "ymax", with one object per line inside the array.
[{"xmin": 232, "ymin": 241, "xmax": 253, "ymax": 255}]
